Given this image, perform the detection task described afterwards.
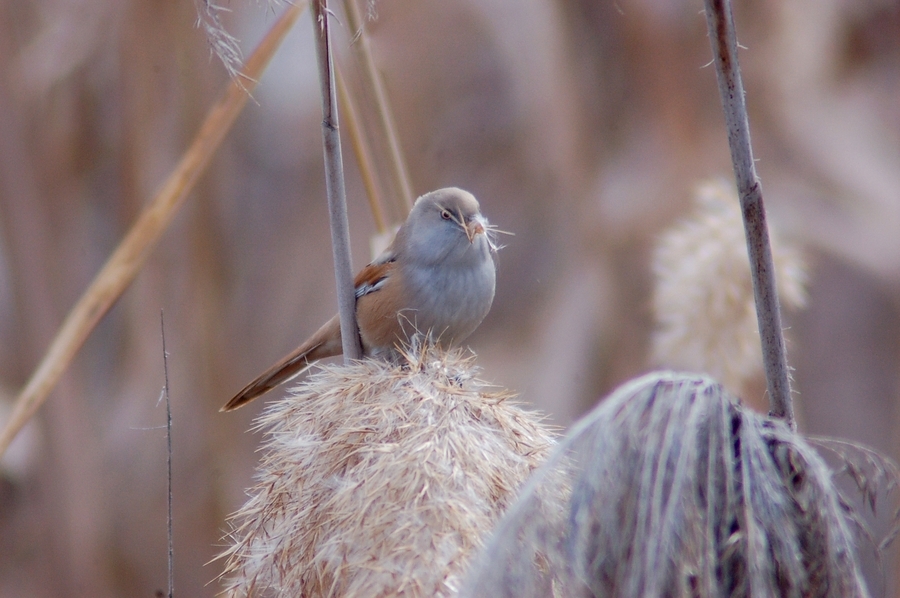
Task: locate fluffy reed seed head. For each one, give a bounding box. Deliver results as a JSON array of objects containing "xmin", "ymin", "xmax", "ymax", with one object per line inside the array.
[
  {"xmin": 218, "ymin": 344, "xmax": 557, "ymax": 597},
  {"xmin": 651, "ymin": 179, "xmax": 807, "ymax": 393},
  {"xmin": 193, "ymin": 0, "xmax": 244, "ymax": 79},
  {"xmin": 462, "ymin": 372, "xmax": 872, "ymax": 597}
]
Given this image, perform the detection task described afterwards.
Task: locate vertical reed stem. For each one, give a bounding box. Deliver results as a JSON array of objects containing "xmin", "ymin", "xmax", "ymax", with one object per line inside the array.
[
  {"xmin": 311, "ymin": 0, "xmax": 363, "ymax": 361},
  {"xmin": 341, "ymin": 0, "xmax": 414, "ymax": 215},
  {"xmin": 703, "ymin": 0, "xmax": 794, "ymax": 428}
]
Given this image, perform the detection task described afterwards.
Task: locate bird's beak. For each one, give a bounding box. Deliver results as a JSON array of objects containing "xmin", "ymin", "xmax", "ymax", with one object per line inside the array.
[{"xmin": 464, "ymin": 214, "xmax": 486, "ymax": 244}]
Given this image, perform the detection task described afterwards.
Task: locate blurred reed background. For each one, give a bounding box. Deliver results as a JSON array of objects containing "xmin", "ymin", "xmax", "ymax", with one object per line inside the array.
[{"xmin": 0, "ymin": 0, "xmax": 898, "ymax": 596}]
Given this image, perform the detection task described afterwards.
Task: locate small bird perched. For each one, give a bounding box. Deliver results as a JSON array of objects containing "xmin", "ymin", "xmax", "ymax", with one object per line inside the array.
[{"xmin": 222, "ymin": 187, "xmax": 499, "ymax": 411}]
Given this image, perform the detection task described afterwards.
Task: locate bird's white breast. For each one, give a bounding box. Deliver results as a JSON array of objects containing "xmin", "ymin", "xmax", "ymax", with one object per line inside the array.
[{"xmin": 399, "ymin": 236, "xmax": 496, "ymax": 345}]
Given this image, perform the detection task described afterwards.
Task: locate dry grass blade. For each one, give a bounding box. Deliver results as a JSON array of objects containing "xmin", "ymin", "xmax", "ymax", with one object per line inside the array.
[
  {"xmin": 0, "ymin": 2, "xmax": 307, "ymax": 458},
  {"xmin": 341, "ymin": 0, "xmax": 414, "ymax": 215},
  {"xmin": 336, "ymin": 66, "xmax": 388, "ymax": 235},
  {"xmin": 462, "ymin": 372, "xmax": 876, "ymax": 597},
  {"xmin": 806, "ymin": 436, "xmax": 900, "ymax": 552},
  {"xmin": 218, "ymin": 344, "xmax": 557, "ymax": 597}
]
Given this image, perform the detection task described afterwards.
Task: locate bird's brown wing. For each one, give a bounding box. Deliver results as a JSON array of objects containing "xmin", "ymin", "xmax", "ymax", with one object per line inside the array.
[{"xmin": 353, "ymin": 254, "xmax": 395, "ymax": 298}]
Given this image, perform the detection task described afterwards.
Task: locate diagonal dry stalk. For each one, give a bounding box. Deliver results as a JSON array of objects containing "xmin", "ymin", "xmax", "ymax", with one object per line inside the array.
[
  {"xmin": 340, "ymin": 0, "xmax": 414, "ymax": 217},
  {"xmin": 0, "ymin": 2, "xmax": 307, "ymax": 458},
  {"xmin": 702, "ymin": 0, "xmax": 794, "ymax": 428},
  {"xmin": 310, "ymin": 0, "xmax": 362, "ymax": 362},
  {"xmin": 336, "ymin": 66, "xmax": 388, "ymax": 235}
]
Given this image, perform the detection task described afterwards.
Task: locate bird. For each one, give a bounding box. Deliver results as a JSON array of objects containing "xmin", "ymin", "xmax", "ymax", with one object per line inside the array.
[{"xmin": 221, "ymin": 187, "xmax": 499, "ymax": 411}]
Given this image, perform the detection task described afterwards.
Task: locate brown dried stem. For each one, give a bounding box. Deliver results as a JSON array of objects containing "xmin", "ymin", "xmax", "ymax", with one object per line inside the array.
[
  {"xmin": 341, "ymin": 0, "xmax": 414, "ymax": 216},
  {"xmin": 0, "ymin": 2, "xmax": 306, "ymax": 458},
  {"xmin": 702, "ymin": 0, "xmax": 794, "ymax": 428},
  {"xmin": 336, "ymin": 66, "xmax": 388, "ymax": 234},
  {"xmin": 311, "ymin": 0, "xmax": 363, "ymax": 362}
]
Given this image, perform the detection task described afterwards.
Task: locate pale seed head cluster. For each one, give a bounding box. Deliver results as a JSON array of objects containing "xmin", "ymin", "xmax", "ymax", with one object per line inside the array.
[
  {"xmin": 462, "ymin": 372, "xmax": 871, "ymax": 597},
  {"xmin": 218, "ymin": 344, "xmax": 557, "ymax": 597},
  {"xmin": 651, "ymin": 179, "xmax": 807, "ymax": 394}
]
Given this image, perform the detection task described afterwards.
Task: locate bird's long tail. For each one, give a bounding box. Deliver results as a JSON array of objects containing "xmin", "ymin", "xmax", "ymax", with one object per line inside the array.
[{"xmin": 221, "ymin": 316, "xmax": 343, "ymax": 411}]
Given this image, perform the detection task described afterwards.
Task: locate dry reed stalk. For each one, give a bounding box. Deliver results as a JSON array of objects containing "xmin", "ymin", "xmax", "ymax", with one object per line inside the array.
[
  {"xmin": 336, "ymin": 66, "xmax": 388, "ymax": 235},
  {"xmin": 462, "ymin": 372, "xmax": 875, "ymax": 597},
  {"xmin": 218, "ymin": 344, "xmax": 557, "ymax": 597},
  {"xmin": 651, "ymin": 179, "xmax": 807, "ymax": 395},
  {"xmin": 702, "ymin": 0, "xmax": 795, "ymax": 426},
  {"xmin": 0, "ymin": 2, "xmax": 306, "ymax": 458},
  {"xmin": 340, "ymin": 0, "xmax": 415, "ymax": 216},
  {"xmin": 311, "ymin": 0, "xmax": 362, "ymax": 362}
]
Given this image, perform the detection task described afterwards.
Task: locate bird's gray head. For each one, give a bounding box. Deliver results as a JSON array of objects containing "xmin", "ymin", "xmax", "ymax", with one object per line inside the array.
[{"xmin": 401, "ymin": 188, "xmax": 491, "ymax": 267}]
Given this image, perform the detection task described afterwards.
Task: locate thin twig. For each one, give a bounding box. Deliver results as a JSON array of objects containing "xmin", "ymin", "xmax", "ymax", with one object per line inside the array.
[
  {"xmin": 160, "ymin": 311, "xmax": 174, "ymax": 598},
  {"xmin": 341, "ymin": 0, "xmax": 414, "ymax": 215},
  {"xmin": 336, "ymin": 66, "xmax": 388, "ymax": 234},
  {"xmin": 702, "ymin": 0, "xmax": 794, "ymax": 428},
  {"xmin": 311, "ymin": 0, "xmax": 363, "ymax": 362},
  {"xmin": 0, "ymin": 3, "xmax": 306, "ymax": 458}
]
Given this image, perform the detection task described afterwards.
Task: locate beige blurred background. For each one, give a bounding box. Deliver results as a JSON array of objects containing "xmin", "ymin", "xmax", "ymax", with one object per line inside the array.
[{"xmin": 0, "ymin": 0, "xmax": 899, "ymax": 595}]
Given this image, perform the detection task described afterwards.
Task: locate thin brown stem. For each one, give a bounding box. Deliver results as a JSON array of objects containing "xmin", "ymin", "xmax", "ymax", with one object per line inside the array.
[
  {"xmin": 341, "ymin": 0, "xmax": 414, "ymax": 215},
  {"xmin": 703, "ymin": 0, "xmax": 794, "ymax": 428},
  {"xmin": 0, "ymin": 3, "xmax": 307, "ymax": 458},
  {"xmin": 311, "ymin": 0, "xmax": 363, "ymax": 362},
  {"xmin": 160, "ymin": 310, "xmax": 174, "ymax": 598},
  {"xmin": 336, "ymin": 66, "xmax": 388, "ymax": 234}
]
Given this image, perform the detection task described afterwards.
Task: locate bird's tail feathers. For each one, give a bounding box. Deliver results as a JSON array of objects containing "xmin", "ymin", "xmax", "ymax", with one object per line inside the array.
[{"xmin": 221, "ymin": 316, "xmax": 342, "ymax": 411}]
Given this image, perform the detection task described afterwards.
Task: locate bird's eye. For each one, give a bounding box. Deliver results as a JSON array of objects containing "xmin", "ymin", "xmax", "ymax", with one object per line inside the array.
[{"xmin": 440, "ymin": 209, "xmax": 452, "ymax": 220}]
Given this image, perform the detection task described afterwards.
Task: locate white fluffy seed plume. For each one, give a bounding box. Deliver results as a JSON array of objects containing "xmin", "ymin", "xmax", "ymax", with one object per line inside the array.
[
  {"xmin": 462, "ymin": 372, "xmax": 875, "ymax": 597},
  {"xmin": 651, "ymin": 179, "xmax": 807, "ymax": 394},
  {"xmin": 218, "ymin": 345, "xmax": 557, "ymax": 597},
  {"xmin": 193, "ymin": 0, "xmax": 244, "ymax": 79}
]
